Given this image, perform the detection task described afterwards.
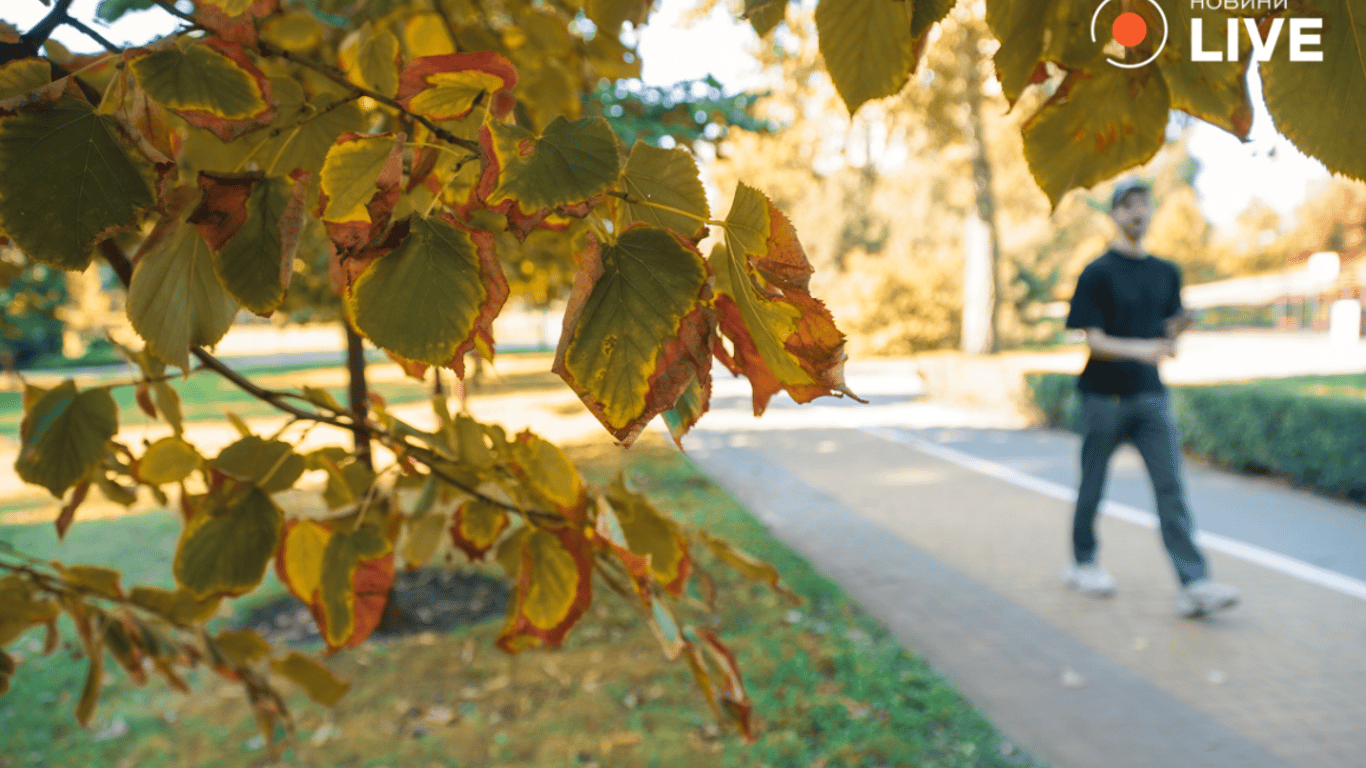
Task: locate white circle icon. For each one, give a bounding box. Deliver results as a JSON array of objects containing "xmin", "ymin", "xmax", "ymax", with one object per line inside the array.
[{"xmin": 1091, "ymin": 0, "xmax": 1169, "ymax": 68}]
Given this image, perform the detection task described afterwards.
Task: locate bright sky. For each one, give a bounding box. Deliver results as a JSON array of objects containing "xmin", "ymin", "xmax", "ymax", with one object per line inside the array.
[{"xmin": 6, "ymin": 0, "xmax": 1328, "ymax": 228}]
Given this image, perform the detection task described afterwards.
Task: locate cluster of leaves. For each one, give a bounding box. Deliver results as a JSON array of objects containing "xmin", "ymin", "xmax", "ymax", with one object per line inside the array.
[
  {"xmin": 743, "ymin": 0, "xmax": 1366, "ymax": 207},
  {"xmin": 0, "ymin": 0, "xmax": 859, "ymax": 747}
]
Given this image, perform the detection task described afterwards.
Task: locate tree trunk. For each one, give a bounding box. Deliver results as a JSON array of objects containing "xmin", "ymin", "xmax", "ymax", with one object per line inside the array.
[
  {"xmin": 959, "ymin": 19, "xmax": 1003, "ymax": 355},
  {"xmin": 344, "ymin": 320, "xmax": 372, "ymax": 470}
]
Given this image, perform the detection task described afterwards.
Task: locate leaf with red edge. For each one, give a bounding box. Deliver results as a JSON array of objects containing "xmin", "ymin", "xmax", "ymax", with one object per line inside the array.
[
  {"xmin": 193, "ymin": 0, "xmax": 279, "ymax": 46},
  {"xmin": 191, "ymin": 171, "xmax": 309, "ymax": 316},
  {"xmin": 276, "ymin": 519, "xmax": 394, "ymax": 652},
  {"xmin": 553, "ymin": 225, "xmax": 715, "ymax": 445},
  {"xmin": 397, "ymin": 51, "xmax": 518, "ymax": 122},
  {"xmin": 712, "ymin": 183, "xmax": 859, "ymax": 416},
  {"xmin": 694, "ymin": 628, "xmax": 755, "ymax": 739},
  {"xmin": 591, "ymin": 493, "xmax": 651, "ymax": 601},
  {"xmin": 346, "ymin": 214, "xmax": 507, "ymax": 376},
  {"xmin": 505, "ymin": 430, "xmax": 587, "ymax": 523},
  {"xmin": 55, "ymin": 475, "xmax": 93, "ymax": 540},
  {"xmin": 496, "ymin": 526, "xmax": 594, "ymax": 653},
  {"xmin": 129, "ymin": 38, "xmax": 275, "ymax": 142},
  {"xmin": 316, "ymin": 528, "xmax": 393, "ymax": 652},
  {"xmin": 476, "ymin": 117, "xmax": 621, "ymax": 240},
  {"xmin": 697, "ymin": 529, "xmax": 800, "ymax": 603},
  {"xmin": 450, "ymin": 498, "xmax": 510, "ymax": 561},
  {"xmin": 318, "ymin": 132, "xmax": 405, "ymax": 255},
  {"xmin": 606, "ymin": 473, "xmax": 692, "ymax": 595}
]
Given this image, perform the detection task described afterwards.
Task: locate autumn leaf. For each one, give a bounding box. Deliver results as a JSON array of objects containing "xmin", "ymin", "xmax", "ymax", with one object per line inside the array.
[
  {"xmin": 346, "ymin": 214, "xmax": 508, "ymax": 375},
  {"xmin": 477, "ymin": 116, "xmax": 622, "ymax": 238},
  {"xmin": 132, "ymin": 436, "xmax": 202, "ymax": 486},
  {"xmin": 339, "ymin": 24, "xmax": 401, "ymax": 99},
  {"xmin": 697, "ymin": 529, "xmax": 800, "ymax": 603},
  {"xmin": 497, "ymin": 526, "xmax": 593, "ymax": 652},
  {"xmin": 126, "ymin": 189, "xmax": 240, "ymax": 370},
  {"xmin": 1021, "ymin": 66, "xmax": 1171, "ymax": 208},
  {"xmin": 1260, "ymin": 0, "xmax": 1366, "ymax": 183},
  {"xmin": 553, "ymin": 225, "xmax": 715, "ymax": 445},
  {"xmin": 14, "ymin": 381, "xmax": 118, "ymax": 498},
  {"xmin": 450, "ymin": 498, "xmax": 510, "ymax": 560},
  {"xmin": 607, "ymin": 473, "xmax": 692, "ymax": 595},
  {"xmin": 272, "ymin": 651, "xmax": 351, "ymax": 706},
  {"xmin": 213, "ymin": 435, "xmax": 305, "ymax": 493},
  {"xmin": 617, "ymin": 141, "xmax": 710, "ymax": 241},
  {"xmin": 318, "ymin": 131, "xmax": 405, "ymax": 254},
  {"xmin": 505, "ymin": 430, "xmax": 586, "ymax": 521},
  {"xmin": 398, "ymin": 51, "xmax": 518, "ymax": 122},
  {"xmin": 129, "ymin": 38, "xmax": 276, "ymax": 141},
  {"xmin": 173, "ymin": 474, "xmax": 284, "ymax": 599},
  {"xmin": 815, "ymin": 0, "xmax": 915, "ymax": 114},
  {"xmin": 712, "ymin": 183, "xmax": 858, "ymax": 416},
  {"xmin": 0, "ymin": 97, "xmax": 157, "ymax": 270},
  {"xmin": 277, "ymin": 519, "xmax": 394, "ymax": 651}
]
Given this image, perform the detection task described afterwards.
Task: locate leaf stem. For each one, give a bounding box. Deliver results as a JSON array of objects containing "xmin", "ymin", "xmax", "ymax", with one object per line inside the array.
[{"xmin": 609, "ymin": 191, "xmax": 725, "ymax": 228}]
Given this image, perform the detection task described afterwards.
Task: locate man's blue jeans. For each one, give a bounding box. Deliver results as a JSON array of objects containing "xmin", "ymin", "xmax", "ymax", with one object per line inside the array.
[{"xmin": 1074, "ymin": 391, "xmax": 1208, "ymax": 586}]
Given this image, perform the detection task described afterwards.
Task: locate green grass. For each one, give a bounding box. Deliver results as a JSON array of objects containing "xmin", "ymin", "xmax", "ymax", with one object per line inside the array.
[
  {"xmin": 1229, "ymin": 372, "xmax": 1366, "ymax": 401},
  {"xmin": 0, "ymin": 441, "xmax": 1044, "ymax": 768}
]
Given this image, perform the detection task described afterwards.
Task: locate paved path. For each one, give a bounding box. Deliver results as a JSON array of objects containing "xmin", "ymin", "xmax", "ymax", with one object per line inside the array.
[{"xmin": 681, "ymin": 363, "xmax": 1366, "ymax": 768}]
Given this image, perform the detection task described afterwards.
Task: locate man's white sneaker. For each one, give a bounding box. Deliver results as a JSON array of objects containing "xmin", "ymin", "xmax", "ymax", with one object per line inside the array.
[
  {"xmin": 1177, "ymin": 579, "xmax": 1239, "ymax": 618},
  {"xmin": 1065, "ymin": 563, "xmax": 1116, "ymax": 598}
]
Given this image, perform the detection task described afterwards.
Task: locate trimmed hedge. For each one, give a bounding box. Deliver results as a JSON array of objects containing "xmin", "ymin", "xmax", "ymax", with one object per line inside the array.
[{"xmin": 1025, "ymin": 372, "xmax": 1366, "ymax": 501}]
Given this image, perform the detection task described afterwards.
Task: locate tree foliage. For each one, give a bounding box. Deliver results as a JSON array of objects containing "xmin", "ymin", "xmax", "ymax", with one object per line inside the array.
[{"xmin": 3, "ymin": 0, "xmax": 1365, "ymax": 750}]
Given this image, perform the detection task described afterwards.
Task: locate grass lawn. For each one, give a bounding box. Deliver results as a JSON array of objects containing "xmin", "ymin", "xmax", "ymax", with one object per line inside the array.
[
  {"xmin": 1225, "ymin": 372, "xmax": 1366, "ymax": 401},
  {"xmin": 0, "ymin": 437, "xmax": 1044, "ymax": 768}
]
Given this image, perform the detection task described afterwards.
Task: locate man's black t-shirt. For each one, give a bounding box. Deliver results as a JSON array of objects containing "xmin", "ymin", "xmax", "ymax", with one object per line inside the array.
[{"xmin": 1065, "ymin": 249, "xmax": 1183, "ymax": 396}]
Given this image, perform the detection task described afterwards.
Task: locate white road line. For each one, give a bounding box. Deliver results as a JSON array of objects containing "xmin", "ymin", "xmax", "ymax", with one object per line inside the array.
[{"xmin": 862, "ymin": 426, "xmax": 1366, "ymax": 603}]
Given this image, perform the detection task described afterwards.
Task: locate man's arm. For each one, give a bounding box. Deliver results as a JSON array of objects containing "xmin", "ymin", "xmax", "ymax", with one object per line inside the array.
[
  {"xmin": 1084, "ymin": 328, "xmax": 1175, "ymax": 364},
  {"xmin": 1165, "ymin": 309, "xmax": 1195, "ymax": 339}
]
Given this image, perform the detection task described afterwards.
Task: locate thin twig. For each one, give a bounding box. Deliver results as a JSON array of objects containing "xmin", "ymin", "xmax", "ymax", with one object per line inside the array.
[
  {"xmin": 62, "ymin": 17, "xmax": 122, "ymax": 55},
  {"xmin": 147, "ymin": 0, "xmax": 197, "ymax": 25},
  {"xmin": 256, "ymin": 41, "xmax": 482, "ymax": 154}
]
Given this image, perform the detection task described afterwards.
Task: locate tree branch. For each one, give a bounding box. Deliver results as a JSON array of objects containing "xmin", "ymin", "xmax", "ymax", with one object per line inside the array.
[
  {"xmin": 147, "ymin": 0, "xmax": 198, "ymax": 25},
  {"xmin": 255, "ymin": 41, "xmax": 482, "ymax": 154},
  {"xmin": 62, "ymin": 17, "xmax": 122, "ymax": 55},
  {"xmin": 19, "ymin": 0, "xmax": 77, "ymax": 52},
  {"xmin": 97, "ymin": 238, "xmax": 560, "ymax": 523}
]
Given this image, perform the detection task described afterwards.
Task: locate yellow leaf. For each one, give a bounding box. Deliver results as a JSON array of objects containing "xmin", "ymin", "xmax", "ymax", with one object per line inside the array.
[
  {"xmin": 450, "ymin": 499, "xmax": 508, "ymax": 560},
  {"xmin": 272, "ymin": 651, "xmax": 350, "ymax": 706},
  {"xmin": 54, "ymin": 564, "xmax": 123, "ymax": 601},
  {"xmin": 607, "ymin": 474, "xmax": 691, "ymax": 594},
  {"xmin": 126, "ymin": 585, "xmax": 221, "ymax": 626},
  {"xmin": 213, "ymin": 628, "xmax": 271, "ymax": 666},
  {"xmin": 507, "ymin": 431, "xmax": 584, "ymax": 518},
  {"xmin": 319, "ymin": 132, "xmax": 404, "ymax": 224},
  {"xmin": 403, "ymin": 12, "xmax": 457, "ymax": 57},
  {"xmin": 278, "ymin": 519, "xmax": 332, "ymax": 605},
  {"xmin": 261, "ymin": 11, "xmax": 324, "ymax": 52},
  {"xmin": 815, "ymin": 0, "xmax": 915, "ymax": 114},
  {"xmin": 134, "ymin": 436, "xmax": 201, "ymax": 485},
  {"xmin": 0, "ymin": 58, "xmax": 51, "ymax": 101}
]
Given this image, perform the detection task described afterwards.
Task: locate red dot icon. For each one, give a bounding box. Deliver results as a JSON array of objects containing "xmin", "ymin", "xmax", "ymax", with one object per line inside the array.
[{"xmin": 1112, "ymin": 11, "xmax": 1147, "ymax": 47}]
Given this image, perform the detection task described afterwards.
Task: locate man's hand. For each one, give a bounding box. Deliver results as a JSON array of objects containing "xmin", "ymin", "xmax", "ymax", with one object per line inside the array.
[{"xmin": 1165, "ymin": 310, "xmax": 1195, "ymax": 339}]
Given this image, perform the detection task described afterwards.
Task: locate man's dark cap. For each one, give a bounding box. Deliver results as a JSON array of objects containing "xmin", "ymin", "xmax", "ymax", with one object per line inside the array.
[{"xmin": 1109, "ymin": 177, "xmax": 1152, "ymax": 210}]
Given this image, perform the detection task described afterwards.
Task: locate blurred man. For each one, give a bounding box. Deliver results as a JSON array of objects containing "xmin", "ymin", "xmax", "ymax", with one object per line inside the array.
[{"xmin": 1063, "ymin": 178, "xmax": 1239, "ymax": 618}]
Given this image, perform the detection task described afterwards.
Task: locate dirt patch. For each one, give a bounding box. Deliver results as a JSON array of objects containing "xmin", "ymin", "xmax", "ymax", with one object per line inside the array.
[{"xmin": 240, "ymin": 567, "xmax": 512, "ymax": 645}]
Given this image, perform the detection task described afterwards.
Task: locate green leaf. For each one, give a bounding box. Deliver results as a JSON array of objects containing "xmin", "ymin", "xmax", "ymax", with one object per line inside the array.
[
  {"xmin": 197, "ymin": 174, "xmax": 308, "ymax": 316},
  {"xmin": 1260, "ymin": 1, "xmax": 1366, "ymax": 182},
  {"xmin": 174, "ymin": 477, "xmax": 283, "ymax": 599},
  {"xmin": 815, "ymin": 0, "xmax": 915, "ymax": 114},
  {"xmin": 14, "ymin": 381, "xmax": 118, "ymax": 498},
  {"xmin": 129, "ymin": 38, "xmax": 275, "ymax": 141},
  {"xmin": 483, "ymin": 116, "xmax": 622, "ymax": 212},
  {"xmin": 341, "ymin": 25, "xmax": 401, "ymax": 99},
  {"xmin": 552, "ymin": 225, "xmax": 714, "ymax": 445},
  {"xmin": 618, "ymin": 141, "xmax": 710, "ymax": 241},
  {"xmin": 743, "ymin": 0, "xmax": 786, "ymax": 37},
  {"xmin": 713, "ymin": 183, "xmax": 856, "ymax": 415},
  {"xmin": 126, "ymin": 585, "xmax": 220, "ymax": 626},
  {"xmin": 0, "ymin": 97, "xmax": 156, "ymax": 270},
  {"xmin": 1021, "ymin": 67, "xmax": 1171, "ymax": 208},
  {"xmin": 272, "ymin": 651, "xmax": 351, "ymax": 706},
  {"xmin": 96, "ymin": 0, "xmax": 154, "ymax": 23},
  {"xmin": 126, "ymin": 193, "xmax": 239, "ymax": 370},
  {"xmin": 347, "ymin": 215, "xmax": 508, "ymax": 371},
  {"xmin": 910, "ymin": 0, "xmax": 956, "ymax": 43},
  {"xmin": 214, "ymin": 435, "xmax": 306, "ymax": 494},
  {"xmin": 986, "ymin": 0, "xmax": 1106, "ymax": 105},
  {"xmin": 212, "ymin": 628, "xmax": 271, "ymax": 666}
]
